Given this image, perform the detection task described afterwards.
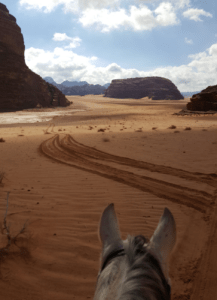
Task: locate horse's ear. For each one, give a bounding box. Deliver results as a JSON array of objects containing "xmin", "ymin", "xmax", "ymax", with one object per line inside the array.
[
  {"xmin": 149, "ymin": 208, "xmax": 176, "ymax": 268},
  {"xmin": 99, "ymin": 203, "xmax": 122, "ymax": 249}
]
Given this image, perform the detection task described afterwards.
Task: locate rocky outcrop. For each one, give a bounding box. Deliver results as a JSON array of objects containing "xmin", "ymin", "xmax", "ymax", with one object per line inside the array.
[
  {"xmin": 104, "ymin": 77, "xmax": 184, "ymax": 100},
  {"xmin": 187, "ymin": 85, "xmax": 217, "ymax": 111},
  {"xmin": 0, "ymin": 3, "xmax": 70, "ymax": 111}
]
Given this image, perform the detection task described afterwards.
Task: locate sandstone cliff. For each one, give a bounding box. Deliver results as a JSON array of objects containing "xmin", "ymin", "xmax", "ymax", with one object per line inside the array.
[
  {"xmin": 187, "ymin": 85, "xmax": 217, "ymax": 111},
  {"xmin": 0, "ymin": 3, "xmax": 70, "ymax": 111},
  {"xmin": 104, "ymin": 77, "xmax": 184, "ymax": 100}
]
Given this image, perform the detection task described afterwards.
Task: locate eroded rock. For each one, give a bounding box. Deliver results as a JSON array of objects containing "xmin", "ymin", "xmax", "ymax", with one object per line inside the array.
[
  {"xmin": 104, "ymin": 77, "xmax": 184, "ymax": 100},
  {"xmin": 0, "ymin": 3, "xmax": 70, "ymax": 111},
  {"xmin": 187, "ymin": 85, "xmax": 217, "ymax": 111}
]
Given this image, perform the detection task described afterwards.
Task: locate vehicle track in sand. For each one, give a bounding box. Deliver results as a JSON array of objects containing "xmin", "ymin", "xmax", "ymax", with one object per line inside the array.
[
  {"xmin": 39, "ymin": 134, "xmax": 216, "ymax": 214},
  {"xmin": 39, "ymin": 133, "xmax": 217, "ymax": 299}
]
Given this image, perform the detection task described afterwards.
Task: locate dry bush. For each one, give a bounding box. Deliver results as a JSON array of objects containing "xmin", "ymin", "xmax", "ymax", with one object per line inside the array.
[
  {"xmin": 0, "ymin": 193, "xmax": 31, "ymax": 265},
  {"xmin": 168, "ymin": 125, "xmax": 176, "ymax": 129},
  {"xmin": 174, "ymin": 131, "xmax": 180, "ymax": 133},
  {"xmin": 0, "ymin": 138, "xmax": 5, "ymax": 143},
  {"xmin": 102, "ymin": 138, "xmax": 110, "ymax": 142},
  {"xmin": 152, "ymin": 127, "xmax": 157, "ymax": 130},
  {"xmin": 185, "ymin": 127, "xmax": 192, "ymax": 131}
]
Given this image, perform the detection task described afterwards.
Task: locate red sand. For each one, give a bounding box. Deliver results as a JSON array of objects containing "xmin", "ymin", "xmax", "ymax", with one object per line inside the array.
[{"xmin": 0, "ymin": 95, "xmax": 216, "ymax": 299}]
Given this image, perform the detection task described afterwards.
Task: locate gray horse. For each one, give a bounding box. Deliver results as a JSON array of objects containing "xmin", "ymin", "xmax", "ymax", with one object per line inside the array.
[{"xmin": 93, "ymin": 203, "xmax": 176, "ymax": 300}]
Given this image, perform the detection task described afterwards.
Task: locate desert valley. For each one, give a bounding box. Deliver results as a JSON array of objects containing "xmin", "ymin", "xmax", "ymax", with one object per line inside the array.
[
  {"xmin": 1, "ymin": 96, "xmax": 217, "ymax": 300},
  {"xmin": 1, "ymin": 1, "xmax": 217, "ymax": 300}
]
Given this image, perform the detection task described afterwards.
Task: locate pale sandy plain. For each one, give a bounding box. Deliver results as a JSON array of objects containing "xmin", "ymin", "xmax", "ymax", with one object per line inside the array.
[{"xmin": 0, "ymin": 95, "xmax": 217, "ymax": 300}]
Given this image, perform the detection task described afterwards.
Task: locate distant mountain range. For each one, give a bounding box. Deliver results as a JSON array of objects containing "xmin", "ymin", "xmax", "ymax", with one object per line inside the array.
[
  {"xmin": 181, "ymin": 91, "xmax": 200, "ymax": 97},
  {"xmin": 43, "ymin": 77, "xmax": 110, "ymax": 96},
  {"xmin": 43, "ymin": 77, "xmax": 199, "ymax": 98}
]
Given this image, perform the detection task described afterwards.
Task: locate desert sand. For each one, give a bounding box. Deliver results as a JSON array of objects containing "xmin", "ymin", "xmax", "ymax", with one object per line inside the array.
[{"xmin": 0, "ymin": 95, "xmax": 217, "ymax": 300}]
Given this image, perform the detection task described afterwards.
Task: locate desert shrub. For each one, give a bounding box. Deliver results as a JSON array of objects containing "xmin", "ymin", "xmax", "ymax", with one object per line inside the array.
[
  {"xmin": 102, "ymin": 138, "xmax": 110, "ymax": 142},
  {"xmin": 0, "ymin": 193, "xmax": 31, "ymax": 265}
]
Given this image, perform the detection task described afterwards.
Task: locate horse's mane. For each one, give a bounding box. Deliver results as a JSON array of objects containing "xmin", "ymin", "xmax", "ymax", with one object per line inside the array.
[{"xmin": 121, "ymin": 235, "xmax": 171, "ymax": 300}]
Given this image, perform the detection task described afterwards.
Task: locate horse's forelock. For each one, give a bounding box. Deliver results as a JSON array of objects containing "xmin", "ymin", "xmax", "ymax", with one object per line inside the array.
[{"xmin": 121, "ymin": 235, "xmax": 171, "ymax": 300}]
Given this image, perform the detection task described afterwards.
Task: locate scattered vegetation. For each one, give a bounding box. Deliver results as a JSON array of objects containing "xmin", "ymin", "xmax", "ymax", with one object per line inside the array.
[
  {"xmin": 0, "ymin": 138, "xmax": 5, "ymax": 142},
  {"xmin": 98, "ymin": 128, "xmax": 106, "ymax": 132},
  {"xmin": 135, "ymin": 128, "xmax": 143, "ymax": 132},
  {"xmin": 168, "ymin": 125, "xmax": 176, "ymax": 129},
  {"xmin": 185, "ymin": 127, "xmax": 192, "ymax": 131},
  {"xmin": 174, "ymin": 131, "xmax": 180, "ymax": 133},
  {"xmin": 152, "ymin": 127, "xmax": 157, "ymax": 130},
  {"xmin": 202, "ymin": 129, "xmax": 207, "ymax": 131},
  {"xmin": 0, "ymin": 193, "xmax": 31, "ymax": 265}
]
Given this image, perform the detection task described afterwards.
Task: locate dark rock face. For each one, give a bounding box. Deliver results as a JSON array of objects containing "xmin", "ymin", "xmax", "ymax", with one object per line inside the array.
[
  {"xmin": 187, "ymin": 85, "xmax": 217, "ymax": 111},
  {"xmin": 0, "ymin": 3, "xmax": 70, "ymax": 111},
  {"xmin": 104, "ymin": 77, "xmax": 184, "ymax": 100}
]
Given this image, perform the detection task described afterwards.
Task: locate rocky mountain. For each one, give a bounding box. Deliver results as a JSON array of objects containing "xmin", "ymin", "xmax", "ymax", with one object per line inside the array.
[
  {"xmin": 103, "ymin": 83, "xmax": 110, "ymax": 89},
  {"xmin": 59, "ymin": 84, "xmax": 106, "ymax": 96},
  {"xmin": 181, "ymin": 91, "xmax": 200, "ymax": 98},
  {"xmin": 43, "ymin": 76, "xmax": 57, "ymax": 85},
  {"xmin": 61, "ymin": 80, "xmax": 88, "ymax": 87},
  {"xmin": 43, "ymin": 77, "xmax": 108, "ymax": 95},
  {"xmin": 0, "ymin": 4, "xmax": 70, "ymax": 111},
  {"xmin": 104, "ymin": 77, "xmax": 184, "ymax": 100},
  {"xmin": 187, "ymin": 85, "xmax": 217, "ymax": 111}
]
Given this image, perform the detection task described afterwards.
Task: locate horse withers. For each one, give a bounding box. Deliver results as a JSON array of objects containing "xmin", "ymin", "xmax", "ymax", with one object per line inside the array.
[{"xmin": 93, "ymin": 203, "xmax": 176, "ymax": 300}]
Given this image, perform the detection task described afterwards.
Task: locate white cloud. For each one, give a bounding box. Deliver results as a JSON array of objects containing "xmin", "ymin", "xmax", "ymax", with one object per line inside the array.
[
  {"xmin": 154, "ymin": 2, "xmax": 178, "ymax": 26},
  {"xmin": 53, "ymin": 33, "xmax": 82, "ymax": 48},
  {"xmin": 183, "ymin": 8, "xmax": 212, "ymax": 22},
  {"xmin": 19, "ymin": 0, "xmax": 121, "ymax": 13},
  {"xmin": 19, "ymin": 0, "xmax": 63, "ymax": 13},
  {"xmin": 185, "ymin": 37, "xmax": 193, "ymax": 44},
  {"xmin": 79, "ymin": 3, "xmax": 179, "ymax": 32},
  {"xmin": 20, "ymin": 0, "xmax": 213, "ymax": 33},
  {"xmin": 53, "ymin": 33, "xmax": 72, "ymax": 41},
  {"xmin": 25, "ymin": 43, "xmax": 217, "ymax": 92}
]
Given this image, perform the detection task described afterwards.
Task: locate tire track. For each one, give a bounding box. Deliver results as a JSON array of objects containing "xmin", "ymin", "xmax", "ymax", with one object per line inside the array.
[
  {"xmin": 39, "ymin": 134, "xmax": 215, "ymax": 213},
  {"xmin": 64, "ymin": 134, "xmax": 217, "ymax": 188}
]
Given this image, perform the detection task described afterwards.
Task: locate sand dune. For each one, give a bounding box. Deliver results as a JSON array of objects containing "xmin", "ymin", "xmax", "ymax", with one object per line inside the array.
[{"xmin": 0, "ymin": 95, "xmax": 217, "ymax": 299}]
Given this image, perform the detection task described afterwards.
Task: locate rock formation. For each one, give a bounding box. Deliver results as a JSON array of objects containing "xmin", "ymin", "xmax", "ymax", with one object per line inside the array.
[
  {"xmin": 0, "ymin": 3, "xmax": 70, "ymax": 111},
  {"xmin": 104, "ymin": 77, "xmax": 184, "ymax": 100},
  {"xmin": 187, "ymin": 85, "xmax": 217, "ymax": 111}
]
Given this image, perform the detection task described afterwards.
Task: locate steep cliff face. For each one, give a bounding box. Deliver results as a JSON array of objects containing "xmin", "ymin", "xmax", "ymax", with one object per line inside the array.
[
  {"xmin": 104, "ymin": 77, "xmax": 184, "ymax": 100},
  {"xmin": 0, "ymin": 3, "xmax": 70, "ymax": 111},
  {"xmin": 187, "ymin": 85, "xmax": 217, "ymax": 111}
]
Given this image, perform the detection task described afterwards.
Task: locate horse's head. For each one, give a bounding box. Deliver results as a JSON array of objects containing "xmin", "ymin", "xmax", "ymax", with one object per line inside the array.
[{"xmin": 93, "ymin": 203, "xmax": 176, "ymax": 300}]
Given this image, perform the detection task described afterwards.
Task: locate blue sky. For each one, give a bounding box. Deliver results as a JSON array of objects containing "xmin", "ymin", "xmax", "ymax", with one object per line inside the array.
[{"xmin": 3, "ymin": 0, "xmax": 217, "ymax": 91}]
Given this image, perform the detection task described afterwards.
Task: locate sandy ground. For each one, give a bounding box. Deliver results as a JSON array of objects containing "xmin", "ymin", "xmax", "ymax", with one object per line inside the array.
[{"xmin": 0, "ymin": 95, "xmax": 217, "ymax": 300}]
